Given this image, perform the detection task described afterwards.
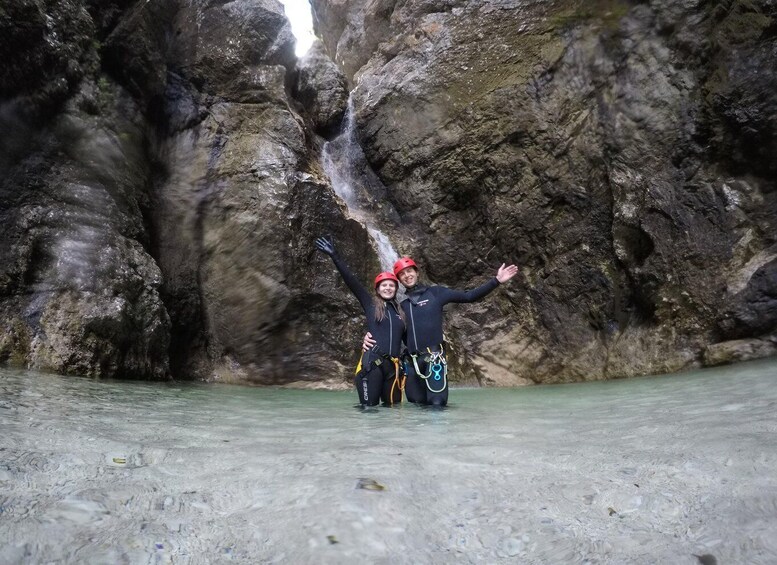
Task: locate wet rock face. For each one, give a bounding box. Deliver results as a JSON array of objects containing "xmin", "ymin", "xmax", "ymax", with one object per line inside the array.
[
  {"xmin": 293, "ymin": 40, "xmax": 349, "ymax": 136},
  {"xmin": 0, "ymin": 0, "xmax": 96, "ymax": 109},
  {"xmin": 129, "ymin": 0, "xmax": 373, "ymax": 383},
  {"xmin": 3, "ymin": 0, "xmax": 775, "ymax": 385},
  {"xmin": 0, "ymin": 82, "xmax": 170, "ymax": 379},
  {"xmin": 312, "ymin": 0, "xmax": 777, "ymax": 382},
  {"xmin": 1, "ymin": 0, "xmax": 378, "ymax": 383}
]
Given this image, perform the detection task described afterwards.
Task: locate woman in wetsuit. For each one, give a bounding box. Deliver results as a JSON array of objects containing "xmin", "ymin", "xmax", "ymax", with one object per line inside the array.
[
  {"xmin": 315, "ymin": 237, "xmax": 406, "ymax": 406},
  {"xmin": 365, "ymin": 256, "xmax": 519, "ymax": 407}
]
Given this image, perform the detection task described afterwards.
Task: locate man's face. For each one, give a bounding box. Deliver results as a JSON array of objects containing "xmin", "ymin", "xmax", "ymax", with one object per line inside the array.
[
  {"xmin": 397, "ymin": 267, "xmax": 418, "ymax": 288},
  {"xmin": 377, "ymin": 280, "xmax": 397, "ymax": 300}
]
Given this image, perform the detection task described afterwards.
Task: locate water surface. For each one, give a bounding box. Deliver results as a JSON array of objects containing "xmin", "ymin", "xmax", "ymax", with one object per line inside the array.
[{"xmin": 1, "ymin": 360, "xmax": 776, "ymax": 564}]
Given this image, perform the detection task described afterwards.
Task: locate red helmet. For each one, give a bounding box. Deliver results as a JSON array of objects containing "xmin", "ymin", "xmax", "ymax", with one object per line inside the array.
[
  {"xmin": 393, "ymin": 257, "xmax": 417, "ymax": 277},
  {"xmin": 374, "ymin": 271, "xmax": 399, "ymax": 288}
]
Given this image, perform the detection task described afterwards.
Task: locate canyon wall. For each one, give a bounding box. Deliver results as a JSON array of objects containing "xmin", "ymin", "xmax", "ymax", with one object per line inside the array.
[
  {"xmin": 1, "ymin": 0, "xmax": 775, "ymax": 385},
  {"xmin": 311, "ymin": 0, "xmax": 777, "ymax": 383}
]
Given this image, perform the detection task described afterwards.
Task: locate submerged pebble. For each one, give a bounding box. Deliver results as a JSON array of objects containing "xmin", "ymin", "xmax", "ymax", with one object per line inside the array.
[{"xmin": 356, "ymin": 478, "xmax": 385, "ymax": 491}]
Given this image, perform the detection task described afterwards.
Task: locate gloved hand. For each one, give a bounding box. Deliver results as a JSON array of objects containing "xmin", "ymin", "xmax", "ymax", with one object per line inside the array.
[{"xmin": 315, "ymin": 236, "xmax": 337, "ymax": 257}]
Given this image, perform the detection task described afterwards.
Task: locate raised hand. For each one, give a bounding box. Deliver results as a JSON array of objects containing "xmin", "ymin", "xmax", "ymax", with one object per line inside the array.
[
  {"xmin": 315, "ymin": 236, "xmax": 336, "ymax": 257},
  {"xmin": 496, "ymin": 263, "xmax": 519, "ymax": 283}
]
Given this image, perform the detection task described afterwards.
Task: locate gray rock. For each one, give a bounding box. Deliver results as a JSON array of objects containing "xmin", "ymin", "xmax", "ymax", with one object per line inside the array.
[
  {"xmin": 3, "ymin": 0, "xmax": 776, "ymax": 386},
  {"xmin": 1, "ymin": 0, "xmax": 380, "ymax": 383},
  {"xmin": 137, "ymin": 1, "xmax": 379, "ymax": 382},
  {"xmin": 704, "ymin": 335, "xmax": 777, "ymax": 367},
  {"xmin": 0, "ymin": 0, "xmax": 96, "ymax": 109},
  {"xmin": 311, "ymin": 0, "xmax": 777, "ymax": 383},
  {"xmin": 0, "ymin": 81, "xmax": 170, "ymax": 379},
  {"xmin": 720, "ymin": 257, "xmax": 777, "ymax": 339},
  {"xmin": 294, "ymin": 40, "xmax": 350, "ymax": 136}
]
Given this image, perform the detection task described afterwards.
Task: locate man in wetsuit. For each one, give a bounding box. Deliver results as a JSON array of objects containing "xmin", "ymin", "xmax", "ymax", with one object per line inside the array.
[{"xmin": 364, "ymin": 257, "xmax": 519, "ymax": 406}]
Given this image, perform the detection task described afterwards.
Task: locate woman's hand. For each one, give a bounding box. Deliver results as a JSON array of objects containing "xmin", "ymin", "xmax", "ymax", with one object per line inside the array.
[
  {"xmin": 315, "ymin": 236, "xmax": 336, "ymax": 256},
  {"xmin": 496, "ymin": 263, "xmax": 519, "ymax": 283},
  {"xmin": 362, "ymin": 332, "xmax": 376, "ymax": 351}
]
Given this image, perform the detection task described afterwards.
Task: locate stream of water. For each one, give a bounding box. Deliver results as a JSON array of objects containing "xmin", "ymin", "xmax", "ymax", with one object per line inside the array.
[
  {"xmin": 1, "ymin": 360, "xmax": 776, "ymax": 564},
  {"xmin": 321, "ymin": 97, "xmax": 401, "ymax": 272}
]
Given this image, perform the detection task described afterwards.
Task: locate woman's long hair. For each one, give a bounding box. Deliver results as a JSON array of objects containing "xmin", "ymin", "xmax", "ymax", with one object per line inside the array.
[{"xmin": 373, "ymin": 294, "xmax": 406, "ymax": 325}]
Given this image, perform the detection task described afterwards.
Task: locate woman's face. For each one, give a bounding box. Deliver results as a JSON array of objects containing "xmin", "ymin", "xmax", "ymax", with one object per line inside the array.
[{"xmin": 377, "ymin": 280, "xmax": 397, "ymax": 300}]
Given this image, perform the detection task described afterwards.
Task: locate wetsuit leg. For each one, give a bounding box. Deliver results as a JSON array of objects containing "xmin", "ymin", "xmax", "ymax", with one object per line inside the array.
[
  {"xmin": 353, "ymin": 365, "xmax": 384, "ymax": 406},
  {"xmin": 403, "ymin": 357, "xmax": 427, "ymax": 404},
  {"xmin": 380, "ymin": 363, "xmax": 403, "ymax": 406},
  {"xmin": 427, "ymin": 384, "xmax": 448, "ymax": 407},
  {"xmin": 407, "ymin": 356, "xmax": 448, "ymax": 406}
]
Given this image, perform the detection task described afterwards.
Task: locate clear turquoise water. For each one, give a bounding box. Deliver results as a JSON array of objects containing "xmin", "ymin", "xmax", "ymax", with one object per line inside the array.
[{"xmin": 1, "ymin": 360, "xmax": 776, "ymax": 564}]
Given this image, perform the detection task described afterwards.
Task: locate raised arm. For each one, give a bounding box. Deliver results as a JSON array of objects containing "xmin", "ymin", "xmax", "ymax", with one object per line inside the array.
[
  {"xmin": 315, "ymin": 236, "xmax": 372, "ymax": 309},
  {"xmin": 439, "ymin": 263, "xmax": 519, "ymax": 304}
]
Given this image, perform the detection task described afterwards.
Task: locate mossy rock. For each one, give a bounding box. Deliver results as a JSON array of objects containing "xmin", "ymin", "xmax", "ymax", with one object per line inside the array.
[
  {"xmin": 548, "ymin": 0, "xmax": 630, "ymax": 31},
  {"xmin": 0, "ymin": 319, "xmax": 32, "ymax": 366}
]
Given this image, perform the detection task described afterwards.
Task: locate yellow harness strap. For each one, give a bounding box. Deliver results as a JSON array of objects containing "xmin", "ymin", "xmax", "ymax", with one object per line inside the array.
[
  {"xmin": 355, "ymin": 351, "xmax": 364, "ymax": 375},
  {"xmin": 388, "ymin": 357, "xmax": 405, "ymax": 406}
]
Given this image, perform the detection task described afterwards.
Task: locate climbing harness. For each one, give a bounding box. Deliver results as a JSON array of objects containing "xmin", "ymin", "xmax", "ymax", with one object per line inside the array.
[
  {"xmin": 355, "ymin": 351, "xmax": 405, "ymax": 406},
  {"xmin": 387, "ymin": 357, "xmax": 405, "ymax": 406},
  {"xmin": 411, "ymin": 346, "xmax": 447, "ymax": 394}
]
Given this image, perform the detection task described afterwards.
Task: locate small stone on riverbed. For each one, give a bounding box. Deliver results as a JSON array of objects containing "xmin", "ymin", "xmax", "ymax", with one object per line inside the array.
[{"xmin": 356, "ymin": 478, "xmax": 385, "ymax": 491}]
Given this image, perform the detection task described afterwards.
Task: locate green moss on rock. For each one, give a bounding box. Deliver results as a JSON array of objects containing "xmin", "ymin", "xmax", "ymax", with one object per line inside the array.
[
  {"xmin": 548, "ymin": 0, "xmax": 630, "ymax": 31},
  {"xmin": 0, "ymin": 319, "xmax": 32, "ymax": 367}
]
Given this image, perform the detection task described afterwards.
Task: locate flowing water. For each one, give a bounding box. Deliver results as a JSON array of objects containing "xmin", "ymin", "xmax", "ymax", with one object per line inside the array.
[
  {"xmin": 321, "ymin": 97, "xmax": 401, "ymax": 272},
  {"xmin": 1, "ymin": 360, "xmax": 776, "ymax": 564}
]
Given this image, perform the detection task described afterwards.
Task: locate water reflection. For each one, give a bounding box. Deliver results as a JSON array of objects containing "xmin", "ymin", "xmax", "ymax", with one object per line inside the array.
[{"xmin": 1, "ymin": 361, "xmax": 776, "ymax": 563}]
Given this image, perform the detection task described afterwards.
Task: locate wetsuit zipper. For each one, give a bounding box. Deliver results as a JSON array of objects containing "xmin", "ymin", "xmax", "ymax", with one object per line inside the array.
[
  {"xmin": 389, "ymin": 302, "xmax": 393, "ymax": 355},
  {"xmin": 409, "ymin": 300, "xmax": 418, "ymax": 352}
]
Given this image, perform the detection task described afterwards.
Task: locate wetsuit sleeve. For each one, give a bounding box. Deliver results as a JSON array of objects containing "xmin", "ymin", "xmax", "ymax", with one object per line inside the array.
[
  {"xmin": 437, "ymin": 278, "xmax": 500, "ymax": 305},
  {"xmin": 330, "ymin": 255, "xmax": 373, "ymax": 310}
]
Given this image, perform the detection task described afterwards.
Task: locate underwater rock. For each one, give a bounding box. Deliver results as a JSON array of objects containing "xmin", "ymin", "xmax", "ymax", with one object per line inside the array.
[{"xmin": 356, "ymin": 478, "xmax": 386, "ymax": 491}]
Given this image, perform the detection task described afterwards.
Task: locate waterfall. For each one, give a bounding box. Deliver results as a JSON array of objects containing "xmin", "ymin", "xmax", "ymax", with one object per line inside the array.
[{"xmin": 321, "ymin": 96, "xmax": 400, "ymax": 272}]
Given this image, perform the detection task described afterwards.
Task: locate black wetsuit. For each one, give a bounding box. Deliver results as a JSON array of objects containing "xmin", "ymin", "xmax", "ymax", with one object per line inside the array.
[
  {"xmin": 331, "ymin": 255, "xmax": 405, "ymax": 406},
  {"xmin": 401, "ymin": 279, "xmax": 500, "ymax": 406}
]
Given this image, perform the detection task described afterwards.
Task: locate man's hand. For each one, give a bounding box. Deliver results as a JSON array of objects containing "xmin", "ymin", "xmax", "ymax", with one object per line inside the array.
[
  {"xmin": 362, "ymin": 332, "xmax": 376, "ymax": 351},
  {"xmin": 314, "ymin": 236, "xmax": 336, "ymax": 257},
  {"xmin": 496, "ymin": 263, "xmax": 519, "ymax": 283}
]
